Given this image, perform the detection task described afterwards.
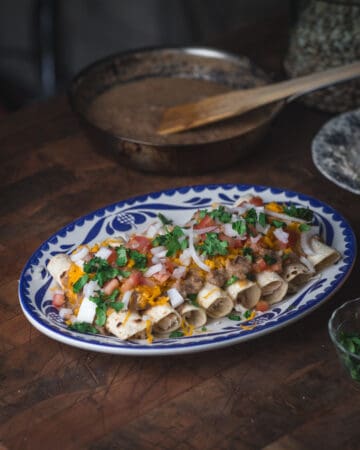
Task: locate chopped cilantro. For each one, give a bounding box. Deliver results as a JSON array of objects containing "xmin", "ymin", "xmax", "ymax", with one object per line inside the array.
[
  {"xmin": 338, "ymin": 332, "xmax": 360, "ymax": 381},
  {"xmin": 94, "ymin": 266, "xmax": 120, "ymax": 287},
  {"xmin": 232, "ymin": 219, "xmax": 247, "ymax": 236},
  {"xmin": 95, "ymin": 305, "xmax": 107, "ymax": 326},
  {"xmin": 201, "ymin": 326, "xmax": 207, "ymax": 332},
  {"xmin": 72, "ymin": 274, "xmax": 89, "ymax": 293},
  {"xmin": 228, "ymin": 313, "xmax": 241, "ymax": 321},
  {"xmin": 118, "ymin": 269, "xmax": 131, "ymax": 278},
  {"xmin": 272, "ymin": 220, "xmax": 285, "ymax": 228},
  {"xmin": 68, "ymin": 322, "xmax": 98, "ymax": 334},
  {"xmin": 200, "ymin": 232, "xmax": 228, "ymax": 256},
  {"xmin": 264, "ymin": 254, "xmax": 277, "ymax": 265},
  {"xmin": 243, "ymin": 247, "xmax": 254, "ymax": 263},
  {"xmin": 169, "ymin": 330, "xmax": 184, "ymax": 338},
  {"xmin": 245, "ymin": 208, "xmax": 257, "ymax": 225},
  {"xmin": 299, "ymin": 223, "xmax": 311, "ymax": 232},
  {"xmin": 224, "ymin": 275, "xmax": 239, "ymax": 287},
  {"xmin": 283, "ymin": 204, "xmax": 313, "ymax": 222},
  {"xmin": 209, "ymin": 206, "xmax": 232, "ymax": 223},
  {"xmin": 116, "ymin": 246, "xmax": 128, "ymax": 266},
  {"xmin": 258, "ymin": 212, "xmax": 267, "ymax": 228},
  {"xmin": 152, "ymin": 226, "xmax": 187, "ymax": 257},
  {"xmin": 108, "ymin": 301, "xmax": 124, "ymax": 312},
  {"xmin": 158, "ymin": 212, "xmax": 173, "ymax": 225},
  {"xmin": 244, "ymin": 310, "xmax": 252, "ymax": 319},
  {"xmin": 129, "ymin": 250, "xmax": 148, "ymax": 269},
  {"xmin": 83, "ymin": 256, "xmax": 109, "ymax": 274},
  {"xmin": 198, "ymin": 209, "xmax": 208, "ymax": 219},
  {"xmin": 187, "ymin": 293, "xmax": 199, "ymax": 306}
]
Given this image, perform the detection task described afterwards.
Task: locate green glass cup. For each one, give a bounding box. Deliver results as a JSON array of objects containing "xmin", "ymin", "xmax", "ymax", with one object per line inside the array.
[{"xmin": 329, "ymin": 298, "xmax": 360, "ymax": 382}]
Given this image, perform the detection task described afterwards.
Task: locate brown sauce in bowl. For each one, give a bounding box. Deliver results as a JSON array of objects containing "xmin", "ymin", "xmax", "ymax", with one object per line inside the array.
[{"xmin": 86, "ymin": 77, "xmax": 276, "ymax": 145}]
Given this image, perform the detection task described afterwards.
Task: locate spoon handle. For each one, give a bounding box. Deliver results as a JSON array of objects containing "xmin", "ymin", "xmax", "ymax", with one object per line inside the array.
[{"xmin": 158, "ymin": 61, "xmax": 360, "ymax": 135}]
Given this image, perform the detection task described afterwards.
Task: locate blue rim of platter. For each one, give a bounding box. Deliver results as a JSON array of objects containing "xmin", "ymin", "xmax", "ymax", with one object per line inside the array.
[{"xmin": 18, "ymin": 184, "xmax": 357, "ymax": 355}]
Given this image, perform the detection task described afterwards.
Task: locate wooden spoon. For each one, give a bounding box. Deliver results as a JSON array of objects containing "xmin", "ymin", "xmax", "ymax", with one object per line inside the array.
[{"xmin": 158, "ymin": 61, "xmax": 360, "ymax": 135}]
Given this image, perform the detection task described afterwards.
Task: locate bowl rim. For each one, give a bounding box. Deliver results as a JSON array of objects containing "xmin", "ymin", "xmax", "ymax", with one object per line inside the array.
[{"xmin": 68, "ymin": 44, "xmax": 283, "ymax": 149}]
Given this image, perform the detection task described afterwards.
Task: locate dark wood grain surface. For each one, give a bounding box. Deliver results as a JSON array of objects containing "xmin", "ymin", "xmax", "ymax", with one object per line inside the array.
[{"xmin": 1, "ymin": 19, "xmax": 360, "ymax": 450}]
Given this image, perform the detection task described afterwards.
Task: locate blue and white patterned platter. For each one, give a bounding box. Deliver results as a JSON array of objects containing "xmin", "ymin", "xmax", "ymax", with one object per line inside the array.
[{"xmin": 19, "ymin": 184, "xmax": 356, "ymax": 355}]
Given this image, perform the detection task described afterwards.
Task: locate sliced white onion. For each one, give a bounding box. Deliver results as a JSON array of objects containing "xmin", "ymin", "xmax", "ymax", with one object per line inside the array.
[
  {"xmin": 265, "ymin": 209, "xmax": 307, "ymax": 224},
  {"xmin": 187, "ymin": 227, "xmax": 210, "ymax": 272},
  {"xmin": 273, "ymin": 228, "xmax": 289, "ymax": 244},
  {"xmin": 223, "ymin": 223, "xmax": 238, "ymax": 238},
  {"xmin": 193, "ymin": 226, "xmax": 218, "ymax": 235},
  {"xmin": 167, "ymin": 288, "xmax": 185, "ymax": 308},
  {"xmin": 256, "ymin": 223, "xmax": 270, "ymax": 235},
  {"xmin": 83, "ymin": 280, "xmax": 101, "ymax": 298},
  {"xmin": 121, "ymin": 290, "xmax": 133, "ymax": 310},
  {"xmin": 76, "ymin": 297, "xmax": 97, "ymax": 323},
  {"xmin": 179, "ymin": 248, "xmax": 192, "ymax": 266},
  {"xmin": 144, "ymin": 263, "xmax": 163, "ymax": 278},
  {"xmin": 59, "ymin": 307, "xmax": 73, "ymax": 319},
  {"xmin": 172, "ymin": 266, "xmax": 187, "ymax": 279},
  {"xmin": 144, "ymin": 221, "xmax": 163, "ymax": 238},
  {"xmin": 250, "ymin": 235, "xmax": 262, "ymax": 244},
  {"xmin": 95, "ymin": 247, "xmax": 112, "ymax": 260},
  {"xmin": 152, "ymin": 249, "xmax": 167, "ymax": 259},
  {"xmin": 70, "ymin": 246, "xmax": 89, "ymax": 262},
  {"xmin": 300, "ymin": 226, "xmax": 320, "ymax": 255},
  {"xmin": 300, "ymin": 256, "xmax": 316, "ymax": 273},
  {"xmin": 150, "ymin": 246, "xmax": 167, "ymax": 255},
  {"xmin": 233, "ymin": 194, "xmax": 254, "ymax": 207}
]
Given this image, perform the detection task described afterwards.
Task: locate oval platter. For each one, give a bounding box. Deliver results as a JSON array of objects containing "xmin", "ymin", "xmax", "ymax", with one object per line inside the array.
[{"xmin": 18, "ymin": 184, "xmax": 356, "ymax": 355}]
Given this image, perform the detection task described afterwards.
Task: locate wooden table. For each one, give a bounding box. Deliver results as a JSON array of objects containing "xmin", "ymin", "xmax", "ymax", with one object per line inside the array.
[{"xmin": 1, "ymin": 28, "xmax": 360, "ymax": 450}]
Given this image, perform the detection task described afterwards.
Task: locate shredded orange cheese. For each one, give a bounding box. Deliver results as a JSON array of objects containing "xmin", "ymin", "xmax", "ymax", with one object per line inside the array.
[{"xmin": 265, "ymin": 202, "xmax": 283, "ymax": 213}]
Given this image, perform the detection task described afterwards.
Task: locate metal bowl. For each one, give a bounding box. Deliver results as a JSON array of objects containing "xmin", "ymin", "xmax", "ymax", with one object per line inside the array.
[{"xmin": 69, "ymin": 46, "xmax": 282, "ymax": 175}]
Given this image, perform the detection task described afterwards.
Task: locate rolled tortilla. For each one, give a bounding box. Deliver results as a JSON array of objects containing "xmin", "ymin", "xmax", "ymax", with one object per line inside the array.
[
  {"xmin": 47, "ymin": 254, "xmax": 72, "ymax": 288},
  {"xmin": 282, "ymin": 262, "xmax": 313, "ymax": 294},
  {"xmin": 106, "ymin": 310, "xmax": 147, "ymax": 340},
  {"xmin": 226, "ymin": 279, "xmax": 261, "ymax": 310},
  {"xmin": 307, "ymin": 238, "xmax": 341, "ymax": 272},
  {"xmin": 256, "ymin": 271, "xmax": 288, "ymax": 304},
  {"xmin": 146, "ymin": 304, "xmax": 182, "ymax": 335},
  {"xmin": 177, "ymin": 302, "xmax": 207, "ymax": 328},
  {"xmin": 197, "ymin": 282, "xmax": 233, "ymax": 319}
]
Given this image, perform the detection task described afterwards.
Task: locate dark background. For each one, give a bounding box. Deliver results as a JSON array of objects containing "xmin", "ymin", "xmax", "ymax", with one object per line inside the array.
[{"xmin": 0, "ymin": 0, "xmax": 289, "ymax": 112}]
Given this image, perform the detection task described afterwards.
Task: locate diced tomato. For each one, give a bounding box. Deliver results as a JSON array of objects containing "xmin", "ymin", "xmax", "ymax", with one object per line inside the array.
[
  {"xmin": 287, "ymin": 229, "xmax": 299, "ymax": 248},
  {"xmin": 255, "ymin": 300, "xmax": 270, "ymax": 312},
  {"xmin": 252, "ymin": 258, "xmax": 268, "ymax": 273},
  {"xmin": 218, "ymin": 233, "xmax": 244, "ymax": 249},
  {"xmin": 163, "ymin": 258, "xmax": 174, "ymax": 273},
  {"xmin": 126, "ymin": 235, "xmax": 152, "ymax": 254},
  {"xmin": 152, "ymin": 270, "xmax": 171, "ymax": 284},
  {"xmin": 52, "ymin": 293, "xmax": 65, "ymax": 307},
  {"xmin": 106, "ymin": 248, "xmax": 117, "ymax": 266},
  {"xmin": 120, "ymin": 271, "xmax": 143, "ymax": 293},
  {"xmin": 249, "ymin": 196, "xmax": 264, "ymax": 206},
  {"xmin": 103, "ymin": 278, "xmax": 120, "ymax": 295},
  {"xmin": 194, "ymin": 215, "xmax": 216, "ymax": 230}
]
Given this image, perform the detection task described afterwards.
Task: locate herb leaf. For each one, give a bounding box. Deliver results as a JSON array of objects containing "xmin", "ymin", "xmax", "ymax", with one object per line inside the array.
[
  {"xmin": 232, "ymin": 219, "xmax": 247, "ymax": 236},
  {"xmin": 72, "ymin": 274, "xmax": 89, "ymax": 293},
  {"xmin": 68, "ymin": 322, "xmax": 98, "ymax": 334},
  {"xmin": 228, "ymin": 313, "xmax": 241, "ymax": 321},
  {"xmin": 209, "ymin": 206, "xmax": 232, "ymax": 223},
  {"xmin": 201, "ymin": 232, "xmax": 228, "ymax": 257},
  {"xmin": 116, "ymin": 246, "xmax": 128, "ymax": 267},
  {"xmin": 158, "ymin": 213, "xmax": 173, "ymax": 225},
  {"xmin": 224, "ymin": 275, "xmax": 239, "ymax": 287},
  {"xmin": 283, "ymin": 204, "xmax": 313, "ymax": 222}
]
